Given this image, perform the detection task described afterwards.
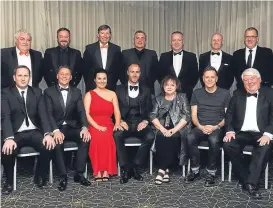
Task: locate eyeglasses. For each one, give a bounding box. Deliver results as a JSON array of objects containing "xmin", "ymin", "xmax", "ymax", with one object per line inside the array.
[{"xmin": 245, "ymin": 36, "xmax": 258, "ymax": 39}]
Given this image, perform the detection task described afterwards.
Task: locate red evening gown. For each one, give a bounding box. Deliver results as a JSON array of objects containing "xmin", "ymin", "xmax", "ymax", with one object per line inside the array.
[{"xmin": 88, "ymin": 90, "xmax": 118, "ymax": 176}]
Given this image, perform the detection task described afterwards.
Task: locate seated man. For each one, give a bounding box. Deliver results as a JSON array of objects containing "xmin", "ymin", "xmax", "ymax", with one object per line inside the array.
[
  {"xmin": 44, "ymin": 66, "xmax": 91, "ymax": 191},
  {"xmin": 114, "ymin": 64, "xmax": 154, "ymax": 184},
  {"xmin": 1, "ymin": 65, "xmax": 55, "ymax": 195},
  {"xmin": 185, "ymin": 66, "xmax": 230, "ymax": 186},
  {"xmin": 223, "ymin": 68, "xmax": 273, "ymax": 199}
]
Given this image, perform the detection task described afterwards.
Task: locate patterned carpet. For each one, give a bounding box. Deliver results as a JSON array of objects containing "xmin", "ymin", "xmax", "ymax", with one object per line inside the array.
[{"xmin": 1, "ymin": 155, "xmax": 273, "ymax": 208}]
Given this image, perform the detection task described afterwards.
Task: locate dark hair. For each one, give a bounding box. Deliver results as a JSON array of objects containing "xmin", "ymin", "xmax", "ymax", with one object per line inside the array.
[
  {"xmin": 57, "ymin": 65, "xmax": 72, "ymax": 74},
  {"xmin": 203, "ymin": 66, "xmax": 218, "ymax": 76},
  {"xmin": 245, "ymin": 27, "xmax": 258, "ymax": 36},
  {"xmin": 134, "ymin": 30, "xmax": 147, "ymax": 39},
  {"xmin": 14, "ymin": 65, "xmax": 30, "ymax": 75},
  {"xmin": 98, "ymin": 25, "xmax": 111, "ymax": 34},
  {"xmin": 160, "ymin": 75, "xmax": 181, "ymax": 95},
  {"xmin": 57, "ymin": 27, "xmax": 71, "ymax": 36},
  {"xmin": 94, "ymin": 68, "xmax": 108, "ymax": 79},
  {"xmin": 171, "ymin": 31, "xmax": 183, "ymax": 36}
]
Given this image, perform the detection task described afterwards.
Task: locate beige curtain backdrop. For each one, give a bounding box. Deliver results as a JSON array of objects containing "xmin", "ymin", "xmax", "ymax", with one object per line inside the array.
[{"xmin": 1, "ymin": 1, "xmax": 273, "ymax": 93}]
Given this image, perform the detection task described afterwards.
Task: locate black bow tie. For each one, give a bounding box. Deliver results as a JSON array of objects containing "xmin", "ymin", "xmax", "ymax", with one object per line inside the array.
[
  {"xmin": 211, "ymin": 52, "xmax": 220, "ymax": 56},
  {"xmin": 173, "ymin": 51, "xmax": 182, "ymax": 56},
  {"xmin": 247, "ymin": 93, "xmax": 257, "ymax": 98},
  {"xmin": 129, "ymin": 85, "xmax": 138, "ymax": 91},
  {"xmin": 60, "ymin": 87, "xmax": 69, "ymax": 92}
]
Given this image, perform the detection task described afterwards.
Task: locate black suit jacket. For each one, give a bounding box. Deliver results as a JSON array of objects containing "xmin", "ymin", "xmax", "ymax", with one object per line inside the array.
[
  {"xmin": 115, "ymin": 84, "xmax": 152, "ymax": 121},
  {"xmin": 1, "ymin": 86, "xmax": 51, "ymax": 139},
  {"xmin": 157, "ymin": 50, "xmax": 199, "ymax": 101},
  {"xmin": 120, "ymin": 48, "xmax": 158, "ymax": 93},
  {"xmin": 1, "ymin": 47, "xmax": 43, "ymax": 88},
  {"xmin": 43, "ymin": 46, "xmax": 83, "ymax": 87},
  {"xmin": 44, "ymin": 85, "xmax": 88, "ymax": 131},
  {"xmin": 231, "ymin": 46, "xmax": 273, "ymax": 89},
  {"xmin": 225, "ymin": 87, "xmax": 273, "ymax": 135},
  {"xmin": 83, "ymin": 41, "xmax": 122, "ymax": 92},
  {"xmin": 199, "ymin": 51, "xmax": 233, "ymax": 90}
]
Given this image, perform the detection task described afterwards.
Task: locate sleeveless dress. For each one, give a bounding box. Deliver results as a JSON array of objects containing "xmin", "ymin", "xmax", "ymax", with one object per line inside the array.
[{"xmin": 88, "ymin": 90, "xmax": 118, "ymax": 175}]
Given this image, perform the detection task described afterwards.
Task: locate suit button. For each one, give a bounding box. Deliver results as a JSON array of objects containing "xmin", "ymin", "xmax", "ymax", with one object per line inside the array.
[
  {"xmin": 50, "ymin": 70, "xmax": 52, "ymax": 72},
  {"xmin": 76, "ymin": 72, "xmax": 78, "ymax": 74}
]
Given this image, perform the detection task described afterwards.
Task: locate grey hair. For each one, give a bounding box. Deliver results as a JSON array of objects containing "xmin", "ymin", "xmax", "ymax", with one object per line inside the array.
[
  {"xmin": 14, "ymin": 29, "xmax": 32, "ymax": 42},
  {"xmin": 241, "ymin": 68, "xmax": 261, "ymax": 80}
]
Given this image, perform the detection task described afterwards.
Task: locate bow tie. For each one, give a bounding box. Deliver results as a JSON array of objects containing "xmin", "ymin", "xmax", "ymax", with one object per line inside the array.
[
  {"xmin": 100, "ymin": 44, "xmax": 108, "ymax": 48},
  {"xmin": 19, "ymin": 51, "xmax": 29, "ymax": 56},
  {"xmin": 247, "ymin": 93, "xmax": 257, "ymax": 98},
  {"xmin": 173, "ymin": 51, "xmax": 182, "ymax": 56},
  {"xmin": 211, "ymin": 52, "xmax": 220, "ymax": 56},
  {"xmin": 129, "ymin": 85, "xmax": 138, "ymax": 91},
  {"xmin": 60, "ymin": 87, "xmax": 69, "ymax": 92}
]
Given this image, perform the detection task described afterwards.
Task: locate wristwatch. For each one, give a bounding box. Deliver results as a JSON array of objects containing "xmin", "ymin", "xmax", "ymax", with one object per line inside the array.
[
  {"xmin": 143, "ymin": 120, "xmax": 149, "ymax": 125},
  {"xmin": 44, "ymin": 132, "xmax": 53, "ymax": 137},
  {"xmin": 217, "ymin": 125, "xmax": 221, "ymax": 129}
]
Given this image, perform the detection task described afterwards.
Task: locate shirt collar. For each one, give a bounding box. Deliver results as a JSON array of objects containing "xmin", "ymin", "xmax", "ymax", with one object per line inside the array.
[
  {"xmin": 59, "ymin": 84, "xmax": 69, "ymax": 89},
  {"xmin": 128, "ymin": 82, "xmax": 139, "ymax": 87},
  {"xmin": 99, "ymin": 42, "xmax": 109, "ymax": 47},
  {"xmin": 16, "ymin": 86, "xmax": 28, "ymax": 94},
  {"xmin": 246, "ymin": 45, "xmax": 257, "ymax": 52},
  {"xmin": 210, "ymin": 50, "xmax": 222, "ymax": 55}
]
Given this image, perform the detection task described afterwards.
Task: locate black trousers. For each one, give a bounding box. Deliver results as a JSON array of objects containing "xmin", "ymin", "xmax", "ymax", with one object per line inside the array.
[
  {"xmin": 54, "ymin": 125, "xmax": 89, "ymax": 176},
  {"xmin": 187, "ymin": 127, "xmax": 223, "ymax": 172},
  {"xmin": 223, "ymin": 131, "xmax": 272, "ymax": 186},
  {"xmin": 1, "ymin": 130, "xmax": 53, "ymax": 185},
  {"xmin": 113, "ymin": 121, "xmax": 154, "ymax": 168}
]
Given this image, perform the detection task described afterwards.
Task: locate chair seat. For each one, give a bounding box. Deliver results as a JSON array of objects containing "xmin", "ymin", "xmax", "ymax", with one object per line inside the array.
[
  {"xmin": 64, "ymin": 141, "xmax": 78, "ymax": 151},
  {"xmin": 18, "ymin": 146, "xmax": 39, "ymax": 156},
  {"xmin": 124, "ymin": 137, "xmax": 142, "ymax": 145},
  {"xmin": 243, "ymin": 145, "xmax": 253, "ymax": 153},
  {"xmin": 198, "ymin": 141, "xmax": 209, "ymax": 147}
]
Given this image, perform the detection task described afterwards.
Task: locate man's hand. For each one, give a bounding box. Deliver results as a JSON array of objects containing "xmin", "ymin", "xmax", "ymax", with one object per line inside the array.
[
  {"xmin": 114, "ymin": 124, "xmax": 124, "ymax": 131},
  {"xmin": 257, "ymin": 135, "xmax": 270, "ymax": 146},
  {"xmin": 80, "ymin": 129, "xmax": 91, "ymax": 142},
  {"xmin": 120, "ymin": 121, "xmax": 129, "ymax": 131},
  {"xmin": 223, "ymin": 132, "xmax": 236, "ymax": 142},
  {"xmin": 53, "ymin": 131, "xmax": 65, "ymax": 144},
  {"xmin": 43, "ymin": 135, "xmax": 56, "ymax": 150},
  {"xmin": 2, "ymin": 139, "xmax": 17, "ymax": 155},
  {"xmin": 137, "ymin": 120, "xmax": 148, "ymax": 131}
]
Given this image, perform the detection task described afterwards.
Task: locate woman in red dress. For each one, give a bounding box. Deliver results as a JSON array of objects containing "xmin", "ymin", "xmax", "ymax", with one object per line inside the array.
[{"xmin": 84, "ymin": 69, "xmax": 122, "ymax": 181}]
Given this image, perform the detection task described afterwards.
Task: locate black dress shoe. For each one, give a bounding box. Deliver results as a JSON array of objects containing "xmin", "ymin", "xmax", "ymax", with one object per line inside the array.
[
  {"xmin": 132, "ymin": 168, "xmax": 143, "ymax": 181},
  {"xmin": 34, "ymin": 175, "xmax": 47, "ymax": 188},
  {"xmin": 74, "ymin": 174, "xmax": 91, "ymax": 186},
  {"xmin": 244, "ymin": 184, "xmax": 262, "ymax": 199},
  {"xmin": 58, "ymin": 176, "xmax": 68, "ymax": 191},
  {"xmin": 1, "ymin": 182, "xmax": 13, "ymax": 195},
  {"xmin": 185, "ymin": 171, "xmax": 200, "ymax": 182},
  {"xmin": 205, "ymin": 174, "xmax": 215, "ymax": 187},
  {"xmin": 120, "ymin": 169, "xmax": 130, "ymax": 184}
]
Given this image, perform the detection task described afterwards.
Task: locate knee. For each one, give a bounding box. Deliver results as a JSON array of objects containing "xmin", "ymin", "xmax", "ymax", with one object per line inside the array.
[
  {"xmin": 187, "ymin": 133, "xmax": 196, "ymax": 146},
  {"xmin": 208, "ymin": 136, "xmax": 221, "ymax": 148},
  {"xmin": 113, "ymin": 131, "xmax": 124, "ymax": 142},
  {"xmin": 145, "ymin": 132, "xmax": 155, "ymax": 144}
]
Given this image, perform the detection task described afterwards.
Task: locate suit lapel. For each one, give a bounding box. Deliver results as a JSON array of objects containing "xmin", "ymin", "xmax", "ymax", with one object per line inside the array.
[
  {"xmin": 55, "ymin": 85, "xmax": 66, "ymax": 114},
  {"xmin": 29, "ymin": 50, "xmax": 35, "ymax": 79},
  {"xmin": 11, "ymin": 86, "xmax": 25, "ymax": 114},
  {"xmin": 68, "ymin": 48, "xmax": 76, "ymax": 70},
  {"xmin": 253, "ymin": 46, "xmax": 260, "ymax": 68},
  {"xmin": 178, "ymin": 51, "xmax": 187, "ymax": 78},
  {"xmin": 11, "ymin": 48, "xmax": 19, "ymax": 75},
  {"xmin": 52, "ymin": 47, "xmax": 60, "ymax": 71},
  {"xmin": 124, "ymin": 83, "xmax": 129, "ymax": 106},
  {"xmin": 26, "ymin": 87, "xmax": 34, "ymax": 114},
  {"xmin": 95, "ymin": 42, "xmax": 103, "ymax": 69},
  {"xmin": 105, "ymin": 43, "xmax": 114, "ymax": 71},
  {"xmin": 167, "ymin": 51, "xmax": 176, "ymax": 76},
  {"xmin": 218, "ymin": 52, "xmax": 226, "ymax": 73},
  {"xmin": 256, "ymin": 91, "xmax": 265, "ymax": 124},
  {"xmin": 238, "ymin": 94, "xmax": 247, "ymax": 127},
  {"xmin": 65, "ymin": 88, "xmax": 72, "ymax": 112}
]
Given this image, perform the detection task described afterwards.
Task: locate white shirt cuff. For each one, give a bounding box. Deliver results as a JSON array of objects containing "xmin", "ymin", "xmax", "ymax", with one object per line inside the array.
[
  {"xmin": 4, "ymin": 136, "xmax": 14, "ymax": 141},
  {"xmin": 226, "ymin": 131, "xmax": 235, "ymax": 135},
  {"xmin": 263, "ymin": 132, "xmax": 273, "ymax": 140},
  {"xmin": 53, "ymin": 129, "xmax": 60, "ymax": 133}
]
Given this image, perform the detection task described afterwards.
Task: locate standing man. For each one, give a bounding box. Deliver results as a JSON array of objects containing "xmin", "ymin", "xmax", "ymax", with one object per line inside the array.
[
  {"xmin": 44, "ymin": 66, "xmax": 91, "ymax": 191},
  {"xmin": 158, "ymin": 31, "xmax": 198, "ymax": 101},
  {"xmin": 231, "ymin": 27, "xmax": 273, "ymax": 90},
  {"xmin": 185, "ymin": 66, "xmax": 230, "ymax": 186},
  {"xmin": 1, "ymin": 29, "xmax": 43, "ymax": 88},
  {"xmin": 43, "ymin": 28, "xmax": 83, "ymax": 87},
  {"xmin": 199, "ymin": 33, "xmax": 233, "ymax": 90},
  {"xmin": 114, "ymin": 64, "xmax": 154, "ymax": 184},
  {"xmin": 121, "ymin": 30, "xmax": 158, "ymax": 94},
  {"xmin": 1, "ymin": 65, "xmax": 55, "ymax": 195},
  {"xmin": 83, "ymin": 24, "xmax": 122, "ymax": 92}
]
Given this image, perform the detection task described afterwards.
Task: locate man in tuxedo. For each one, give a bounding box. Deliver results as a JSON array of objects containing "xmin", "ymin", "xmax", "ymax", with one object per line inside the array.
[
  {"xmin": 223, "ymin": 68, "xmax": 273, "ymax": 199},
  {"xmin": 1, "ymin": 29, "xmax": 43, "ymax": 88},
  {"xmin": 1, "ymin": 65, "xmax": 55, "ymax": 195},
  {"xmin": 121, "ymin": 30, "xmax": 158, "ymax": 94},
  {"xmin": 231, "ymin": 27, "xmax": 273, "ymax": 90},
  {"xmin": 44, "ymin": 66, "xmax": 91, "ymax": 191},
  {"xmin": 158, "ymin": 31, "xmax": 198, "ymax": 101},
  {"xmin": 83, "ymin": 24, "xmax": 122, "ymax": 92},
  {"xmin": 199, "ymin": 33, "xmax": 233, "ymax": 90},
  {"xmin": 43, "ymin": 28, "xmax": 83, "ymax": 87},
  {"xmin": 114, "ymin": 64, "xmax": 154, "ymax": 184},
  {"xmin": 185, "ymin": 66, "xmax": 230, "ymax": 186}
]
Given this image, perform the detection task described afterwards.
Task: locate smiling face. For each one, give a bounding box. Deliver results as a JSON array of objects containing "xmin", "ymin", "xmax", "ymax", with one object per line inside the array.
[
  {"xmin": 97, "ymin": 28, "xmax": 111, "ymax": 45},
  {"xmin": 203, "ymin": 70, "xmax": 218, "ymax": 88},
  {"xmin": 171, "ymin": 33, "xmax": 183, "ymax": 52},
  {"xmin": 128, "ymin": 64, "xmax": 141, "ymax": 85},
  {"xmin": 244, "ymin": 29, "xmax": 259, "ymax": 49},
  {"xmin": 211, "ymin": 33, "xmax": 223, "ymax": 51},
  {"xmin": 95, "ymin": 72, "xmax": 107, "ymax": 89},
  {"xmin": 15, "ymin": 32, "xmax": 31, "ymax": 52},
  {"xmin": 134, "ymin": 32, "xmax": 146, "ymax": 50},
  {"xmin": 163, "ymin": 79, "xmax": 177, "ymax": 95},
  {"xmin": 57, "ymin": 67, "xmax": 72, "ymax": 87},
  {"xmin": 242, "ymin": 72, "xmax": 261, "ymax": 94},
  {"xmin": 13, "ymin": 67, "xmax": 30, "ymax": 89},
  {"xmin": 57, "ymin": 30, "xmax": 70, "ymax": 48}
]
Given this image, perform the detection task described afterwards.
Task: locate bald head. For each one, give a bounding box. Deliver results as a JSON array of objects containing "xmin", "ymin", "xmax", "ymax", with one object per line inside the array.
[{"xmin": 211, "ymin": 33, "xmax": 223, "ymax": 52}]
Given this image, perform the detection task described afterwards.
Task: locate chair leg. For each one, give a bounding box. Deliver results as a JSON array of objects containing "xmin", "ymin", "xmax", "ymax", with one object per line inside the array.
[
  {"xmin": 13, "ymin": 157, "xmax": 17, "ymax": 191},
  {"xmin": 221, "ymin": 148, "xmax": 224, "ymax": 181},
  {"xmin": 187, "ymin": 159, "xmax": 191, "ymax": 174},
  {"xmin": 118, "ymin": 163, "xmax": 120, "ymax": 176},
  {"xmin": 265, "ymin": 163, "xmax": 268, "ymax": 189},
  {"xmin": 84, "ymin": 163, "xmax": 88, "ymax": 178},
  {"xmin": 228, "ymin": 161, "xmax": 232, "ymax": 182},
  {"xmin": 150, "ymin": 150, "xmax": 153, "ymax": 175},
  {"xmin": 33, "ymin": 156, "xmax": 38, "ymax": 173},
  {"xmin": 49, "ymin": 160, "xmax": 53, "ymax": 184},
  {"xmin": 182, "ymin": 165, "xmax": 185, "ymax": 177}
]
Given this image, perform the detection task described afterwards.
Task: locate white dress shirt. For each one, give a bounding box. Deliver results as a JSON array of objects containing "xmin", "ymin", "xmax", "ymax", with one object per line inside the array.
[
  {"xmin": 17, "ymin": 87, "xmax": 37, "ymax": 133},
  {"xmin": 16, "ymin": 47, "xmax": 32, "ymax": 86},
  {"xmin": 173, "ymin": 50, "xmax": 183, "ymax": 77},
  {"xmin": 100, "ymin": 42, "xmax": 108, "ymax": 69},
  {"xmin": 245, "ymin": 45, "xmax": 257, "ymax": 68},
  {"xmin": 210, "ymin": 50, "xmax": 222, "ymax": 71},
  {"xmin": 60, "ymin": 85, "xmax": 69, "ymax": 125},
  {"xmin": 128, "ymin": 82, "xmax": 139, "ymax": 98}
]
